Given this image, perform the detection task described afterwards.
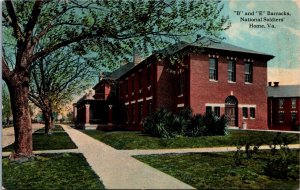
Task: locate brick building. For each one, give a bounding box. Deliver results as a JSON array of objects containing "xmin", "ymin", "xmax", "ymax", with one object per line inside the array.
[
  {"xmin": 268, "ymin": 82, "xmax": 300, "ymax": 131},
  {"xmin": 74, "ymin": 39, "xmax": 274, "ymax": 130}
]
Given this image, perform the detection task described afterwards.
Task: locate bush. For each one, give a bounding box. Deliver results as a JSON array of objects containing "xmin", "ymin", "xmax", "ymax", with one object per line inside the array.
[
  {"xmin": 143, "ymin": 107, "xmax": 227, "ymax": 138},
  {"xmin": 264, "ymin": 147, "xmax": 292, "ymax": 179}
]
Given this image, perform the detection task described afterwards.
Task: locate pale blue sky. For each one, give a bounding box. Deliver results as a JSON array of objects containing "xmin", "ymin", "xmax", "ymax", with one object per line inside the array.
[{"xmin": 221, "ymin": 0, "xmax": 300, "ymax": 84}]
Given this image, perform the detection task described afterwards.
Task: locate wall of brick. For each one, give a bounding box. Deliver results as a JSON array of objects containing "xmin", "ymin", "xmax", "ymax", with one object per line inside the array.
[
  {"xmin": 156, "ymin": 61, "xmax": 176, "ymax": 112},
  {"xmin": 268, "ymin": 97, "xmax": 300, "ymax": 130},
  {"xmin": 189, "ymin": 51, "xmax": 268, "ymax": 129}
]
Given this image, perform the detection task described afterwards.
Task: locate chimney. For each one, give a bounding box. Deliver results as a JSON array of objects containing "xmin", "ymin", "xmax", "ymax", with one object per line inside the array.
[
  {"xmin": 133, "ymin": 48, "xmax": 142, "ymax": 65},
  {"xmin": 274, "ymin": 82, "xmax": 279, "ymax": 87},
  {"xmin": 268, "ymin": 82, "xmax": 272, "ymax": 86}
]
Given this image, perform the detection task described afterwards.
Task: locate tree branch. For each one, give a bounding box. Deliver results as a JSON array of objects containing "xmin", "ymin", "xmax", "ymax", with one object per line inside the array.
[
  {"xmin": 2, "ymin": 56, "xmax": 12, "ymax": 82},
  {"xmin": 5, "ymin": 0, "xmax": 24, "ymax": 41},
  {"xmin": 24, "ymin": 0, "xmax": 44, "ymax": 43}
]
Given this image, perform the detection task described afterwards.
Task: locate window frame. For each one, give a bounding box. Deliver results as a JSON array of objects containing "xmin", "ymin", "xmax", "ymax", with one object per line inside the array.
[
  {"xmin": 228, "ymin": 60, "xmax": 236, "ymax": 82},
  {"xmin": 214, "ymin": 106, "xmax": 220, "ymax": 117},
  {"xmin": 209, "ymin": 58, "xmax": 218, "ymax": 81},
  {"xmin": 279, "ymin": 99, "xmax": 284, "ymax": 109},
  {"xmin": 178, "ymin": 73, "xmax": 184, "ymax": 96},
  {"xmin": 242, "ymin": 107, "xmax": 248, "ymax": 118},
  {"xmin": 250, "ymin": 107, "xmax": 255, "ymax": 119},
  {"xmin": 292, "ymin": 98, "xmax": 296, "ymax": 109},
  {"xmin": 206, "ymin": 106, "xmax": 212, "ymax": 114},
  {"xmin": 244, "ymin": 62, "xmax": 253, "ymax": 83}
]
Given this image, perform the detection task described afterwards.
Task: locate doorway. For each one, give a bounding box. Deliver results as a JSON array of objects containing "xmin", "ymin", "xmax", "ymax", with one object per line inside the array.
[{"xmin": 225, "ymin": 96, "xmax": 238, "ymax": 127}]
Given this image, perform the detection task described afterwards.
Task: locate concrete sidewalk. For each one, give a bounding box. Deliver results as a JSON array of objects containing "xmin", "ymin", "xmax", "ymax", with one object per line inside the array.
[
  {"xmin": 2, "ymin": 124, "xmax": 44, "ymax": 148},
  {"xmin": 120, "ymin": 144, "xmax": 300, "ymax": 156},
  {"xmin": 61, "ymin": 124, "xmax": 195, "ymax": 189}
]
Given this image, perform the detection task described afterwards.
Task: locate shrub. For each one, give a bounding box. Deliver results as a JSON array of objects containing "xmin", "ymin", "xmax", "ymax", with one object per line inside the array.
[
  {"xmin": 143, "ymin": 107, "xmax": 174, "ymax": 138},
  {"xmin": 186, "ymin": 114, "xmax": 206, "ymax": 137},
  {"xmin": 264, "ymin": 147, "xmax": 292, "ymax": 179},
  {"xmin": 143, "ymin": 107, "xmax": 228, "ymax": 138}
]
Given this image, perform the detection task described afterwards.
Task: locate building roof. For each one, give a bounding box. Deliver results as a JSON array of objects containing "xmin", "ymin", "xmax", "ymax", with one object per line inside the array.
[
  {"xmin": 268, "ymin": 85, "xmax": 300, "ymax": 98},
  {"xmin": 102, "ymin": 38, "xmax": 274, "ymax": 82},
  {"xmin": 158, "ymin": 37, "xmax": 274, "ymax": 58}
]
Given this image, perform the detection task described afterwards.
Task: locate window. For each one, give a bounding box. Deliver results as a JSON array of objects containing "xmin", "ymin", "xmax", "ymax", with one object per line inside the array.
[
  {"xmin": 279, "ymin": 99, "xmax": 284, "ymax": 109},
  {"xmin": 131, "ymin": 76, "xmax": 135, "ymax": 92},
  {"xmin": 125, "ymin": 79, "xmax": 128, "ymax": 94},
  {"xmin": 148, "ymin": 101, "xmax": 153, "ymax": 115},
  {"xmin": 138, "ymin": 103, "xmax": 143, "ymax": 122},
  {"xmin": 242, "ymin": 107, "xmax": 248, "ymax": 118},
  {"xmin": 291, "ymin": 112, "xmax": 297, "ymax": 122},
  {"xmin": 279, "ymin": 112, "xmax": 284, "ymax": 123},
  {"xmin": 147, "ymin": 66, "xmax": 151, "ymax": 86},
  {"xmin": 131, "ymin": 105, "xmax": 135, "ymax": 123},
  {"xmin": 206, "ymin": 106, "xmax": 212, "ymax": 114},
  {"xmin": 214, "ymin": 107, "xmax": 220, "ymax": 117},
  {"xmin": 244, "ymin": 62, "xmax": 253, "ymax": 83},
  {"xmin": 209, "ymin": 58, "xmax": 218, "ymax": 80},
  {"xmin": 124, "ymin": 106, "xmax": 128, "ymax": 122},
  {"xmin": 139, "ymin": 73, "xmax": 142, "ymax": 90},
  {"xmin": 292, "ymin": 98, "xmax": 296, "ymax": 109},
  {"xmin": 178, "ymin": 74, "xmax": 184, "ymax": 96},
  {"xmin": 250, "ymin": 108, "xmax": 255, "ymax": 118},
  {"xmin": 228, "ymin": 60, "xmax": 236, "ymax": 82}
]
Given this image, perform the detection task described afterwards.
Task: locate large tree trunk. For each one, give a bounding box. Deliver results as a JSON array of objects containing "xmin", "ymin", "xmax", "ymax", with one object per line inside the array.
[
  {"xmin": 43, "ymin": 109, "xmax": 54, "ymax": 135},
  {"xmin": 7, "ymin": 70, "xmax": 33, "ymax": 161}
]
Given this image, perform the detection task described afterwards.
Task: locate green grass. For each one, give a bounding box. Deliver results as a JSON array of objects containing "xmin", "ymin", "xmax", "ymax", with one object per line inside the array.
[
  {"xmin": 35, "ymin": 124, "xmax": 65, "ymax": 133},
  {"xmin": 3, "ymin": 153, "xmax": 105, "ymax": 190},
  {"xmin": 3, "ymin": 132, "xmax": 77, "ymax": 151},
  {"xmin": 135, "ymin": 150, "xmax": 300, "ymax": 189},
  {"xmin": 81, "ymin": 129, "xmax": 300, "ymax": 150}
]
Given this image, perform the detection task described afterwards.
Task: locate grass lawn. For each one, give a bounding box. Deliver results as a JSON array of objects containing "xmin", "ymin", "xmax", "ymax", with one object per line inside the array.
[
  {"xmin": 135, "ymin": 150, "xmax": 300, "ymax": 189},
  {"xmin": 3, "ymin": 130, "xmax": 77, "ymax": 152},
  {"xmin": 3, "ymin": 153, "xmax": 105, "ymax": 190},
  {"xmin": 35, "ymin": 124, "xmax": 65, "ymax": 133},
  {"xmin": 81, "ymin": 129, "xmax": 300, "ymax": 150}
]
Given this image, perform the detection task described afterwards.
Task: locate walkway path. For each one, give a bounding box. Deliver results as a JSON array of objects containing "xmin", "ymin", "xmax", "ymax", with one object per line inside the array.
[
  {"xmin": 2, "ymin": 123, "xmax": 44, "ymax": 148},
  {"xmin": 120, "ymin": 144, "xmax": 300, "ymax": 156},
  {"xmin": 2, "ymin": 149, "xmax": 79, "ymax": 157},
  {"xmin": 60, "ymin": 124, "xmax": 195, "ymax": 189}
]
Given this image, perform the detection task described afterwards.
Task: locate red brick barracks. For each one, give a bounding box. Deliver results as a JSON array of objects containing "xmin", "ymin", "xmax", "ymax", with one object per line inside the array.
[{"xmin": 74, "ymin": 39, "xmax": 277, "ymax": 130}]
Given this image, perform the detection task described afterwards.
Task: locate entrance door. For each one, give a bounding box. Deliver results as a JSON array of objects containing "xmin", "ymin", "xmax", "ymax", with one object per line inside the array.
[{"xmin": 225, "ymin": 96, "xmax": 238, "ymax": 127}]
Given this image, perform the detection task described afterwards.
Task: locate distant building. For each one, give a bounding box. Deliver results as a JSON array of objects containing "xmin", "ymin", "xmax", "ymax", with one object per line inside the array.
[
  {"xmin": 268, "ymin": 82, "xmax": 300, "ymax": 131},
  {"xmin": 74, "ymin": 38, "xmax": 274, "ymax": 130}
]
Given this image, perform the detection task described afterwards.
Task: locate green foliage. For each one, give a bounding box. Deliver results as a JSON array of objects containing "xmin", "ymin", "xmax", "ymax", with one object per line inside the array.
[
  {"xmin": 143, "ymin": 107, "xmax": 227, "ymax": 138},
  {"xmin": 82, "ymin": 129, "xmax": 300, "ymax": 150},
  {"xmin": 2, "ymin": 83, "xmax": 12, "ymax": 124},
  {"xmin": 264, "ymin": 147, "xmax": 294, "ymax": 179},
  {"xmin": 135, "ymin": 151, "xmax": 300, "ymax": 190},
  {"xmin": 3, "ymin": 153, "xmax": 105, "ymax": 190}
]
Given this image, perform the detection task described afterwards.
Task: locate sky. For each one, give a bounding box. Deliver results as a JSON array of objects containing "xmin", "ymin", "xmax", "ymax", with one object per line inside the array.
[{"xmin": 222, "ymin": 0, "xmax": 300, "ymax": 85}]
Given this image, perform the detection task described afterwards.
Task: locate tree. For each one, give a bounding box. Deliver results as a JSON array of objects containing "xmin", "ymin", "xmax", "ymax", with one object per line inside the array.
[
  {"xmin": 2, "ymin": 83, "xmax": 12, "ymax": 125},
  {"xmin": 29, "ymin": 48, "xmax": 95, "ymax": 134},
  {"xmin": 2, "ymin": 0, "xmax": 230, "ymax": 160}
]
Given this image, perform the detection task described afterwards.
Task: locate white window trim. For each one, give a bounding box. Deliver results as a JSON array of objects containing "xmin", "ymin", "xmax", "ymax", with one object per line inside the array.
[
  {"xmin": 137, "ymin": 98, "xmax": 143, "ymax": 102},
  {"xmin": 146, "ymin": 96, "xmax": 153, "ymax": 100},
  {"xmin": 238, "ymin": 104, "xmax": 256, "ymax": 108},
  {"xmin": 177, "ymin": 103, "xmax": 184, "ymax": 107},
  {"xmin": 131, "ymin": 100, "xmax": 136, "ymax": 104},
  {"xmin": 209, "ymin": 79, "xmax": 218, "ymax": 82},
  {"xmin": 205, "ymin": 103, "xmax": 225, "ymax": 108},
  {"xmin": 125, "ymin": 102, "xmax": 129, "ymax": 106},
  {"xmin": 228, "ymin": 81, "xmax": 236, "ymax": 84}
]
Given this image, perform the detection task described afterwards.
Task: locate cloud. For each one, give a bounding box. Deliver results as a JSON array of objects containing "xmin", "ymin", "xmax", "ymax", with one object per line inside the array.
[
  {"xmin": 284, "ymin": 27, "xmax": 300, "ymax": 37},
  {"xmin": 246, "ymin": 2, "xmax": 256, "ymax": 9},
  {"xmin": 268, "ymin": 67, "xmax": 300, "ymax": 85},
  {"xmin": 229, "ymin": 0, "xmax": 238, "ymax": 10},
  {"xmin": 292, "ymin": 0, "xmax": 300, "ymax": 8}
]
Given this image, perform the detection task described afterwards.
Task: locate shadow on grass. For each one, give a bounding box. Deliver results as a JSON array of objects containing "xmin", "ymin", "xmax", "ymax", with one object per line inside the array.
[{"xmin": 3, "ymin": 153, "xmax": 105, "ymax": 189}]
